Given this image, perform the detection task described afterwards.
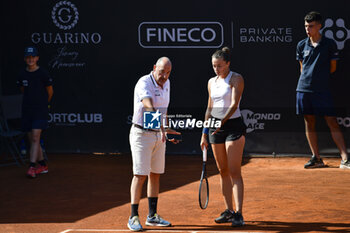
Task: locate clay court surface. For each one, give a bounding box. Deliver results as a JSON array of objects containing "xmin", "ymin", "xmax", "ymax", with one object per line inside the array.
[{"xmin": 1, "ymin": 154, "xmax": 350, "ymax": 233}]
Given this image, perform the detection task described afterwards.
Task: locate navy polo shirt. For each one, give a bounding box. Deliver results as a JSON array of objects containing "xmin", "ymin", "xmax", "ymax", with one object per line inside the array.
[
  {"xmin": 296, "ymin": 36, "xmax": 338, "ymax": 93},
  {"xmin": 17, "ymin": 67, "xmax": 53, "ymax": 110}
]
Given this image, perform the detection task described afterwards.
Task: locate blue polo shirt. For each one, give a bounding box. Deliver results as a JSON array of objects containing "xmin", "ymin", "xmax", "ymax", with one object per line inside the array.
[{"xmin": 296, "ymin": 36, "xmax": 338, "ymax": 93}]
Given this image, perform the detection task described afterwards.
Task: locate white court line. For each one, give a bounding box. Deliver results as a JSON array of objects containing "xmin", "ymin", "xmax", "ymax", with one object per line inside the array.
[
  {"xmin": 60, "ymin": 229, "xmax": 260, "ymax": 233},
  {"xmin": 59, "ymin": 230, "xmax": 71, "ymax": 233}
]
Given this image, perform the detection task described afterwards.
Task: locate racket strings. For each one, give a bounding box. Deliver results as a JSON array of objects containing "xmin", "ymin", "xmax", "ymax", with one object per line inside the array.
[{"xmin": 199, "ymin": 178, "xmax": 209, "ymax": 209}]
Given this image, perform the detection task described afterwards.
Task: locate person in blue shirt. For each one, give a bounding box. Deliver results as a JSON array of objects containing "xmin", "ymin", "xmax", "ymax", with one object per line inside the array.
[
  {"xmin": 17, "ymin": 46, "xmax": 54, "ymax": 178},
  {"xmin": 296, "ymin": 11, "xmax": 349, "ymax": 169}
]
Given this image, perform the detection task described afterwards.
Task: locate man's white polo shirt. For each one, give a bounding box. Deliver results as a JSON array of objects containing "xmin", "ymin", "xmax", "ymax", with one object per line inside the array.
[{"xmin": 132, "ymin": 72, "xmax": 170, "ymax": 127}]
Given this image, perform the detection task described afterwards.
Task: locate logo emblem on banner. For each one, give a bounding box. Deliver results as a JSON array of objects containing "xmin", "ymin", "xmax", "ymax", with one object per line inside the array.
[
  {"xmin": 337, "ymin": 117, "xmax": 350, "ymax": 128},
  {"xmin": 143, "ymin": 110, "xmax": 161, "ymax": 129},
  {"xmin": 321, "ymin": 18, "xmax": 350, "ymax": 50},
  {"xmin": 52, "ymin": 1, "xmax": 79, "ymax": 30}
]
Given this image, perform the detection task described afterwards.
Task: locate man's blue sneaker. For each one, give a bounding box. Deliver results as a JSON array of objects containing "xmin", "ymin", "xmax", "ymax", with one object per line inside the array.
[
  {"xmin": 127, "ymin": 216, "xmax": 143, "ymax": 232},
  {"xmin": 145, "ymin": 213, "xmax": 171, "ymax": 227}
]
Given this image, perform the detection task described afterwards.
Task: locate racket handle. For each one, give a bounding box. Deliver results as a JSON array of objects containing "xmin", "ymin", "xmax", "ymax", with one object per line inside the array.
[{"xmin": 202, "ymin": 147, "xmax": 207, "ymax": 162}]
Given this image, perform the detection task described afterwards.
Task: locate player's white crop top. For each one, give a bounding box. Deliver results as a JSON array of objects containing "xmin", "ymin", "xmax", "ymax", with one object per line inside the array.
[{"xmin": 210, "ymin": 71, "xmax": 241, "ymax": 119}]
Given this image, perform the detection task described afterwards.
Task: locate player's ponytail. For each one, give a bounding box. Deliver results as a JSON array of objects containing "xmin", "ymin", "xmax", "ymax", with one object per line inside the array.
[{"xmin": 212, "ymin": 46, "xmax": 231, "ymax": 62}]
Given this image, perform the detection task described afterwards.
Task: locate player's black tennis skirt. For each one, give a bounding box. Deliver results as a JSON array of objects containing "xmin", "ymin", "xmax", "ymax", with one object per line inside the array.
[{"xmin": 209, "ymin": 117, "xmax": 246, "ymax": 144}]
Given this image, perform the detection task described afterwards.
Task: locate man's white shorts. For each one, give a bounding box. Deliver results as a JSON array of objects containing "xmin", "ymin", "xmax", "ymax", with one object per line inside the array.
[{"xmin": 129, "ymin": 125, "xmax": 166, "ymax": 175}]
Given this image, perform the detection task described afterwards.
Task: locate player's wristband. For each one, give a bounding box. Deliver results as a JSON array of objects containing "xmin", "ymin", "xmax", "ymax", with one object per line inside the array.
[{"xmin": 202, "ymin": 128, "xmax": 209, "ymax": 135}]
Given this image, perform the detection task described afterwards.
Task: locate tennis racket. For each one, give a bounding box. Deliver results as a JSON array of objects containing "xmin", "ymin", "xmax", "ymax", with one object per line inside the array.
[{"xmin": 199, "ymin": 147, "xmax": 209, "ymax": 209}]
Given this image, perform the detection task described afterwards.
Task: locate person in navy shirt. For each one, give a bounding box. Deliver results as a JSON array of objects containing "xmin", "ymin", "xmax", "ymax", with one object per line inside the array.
[
  {"xmin": 296, "ymin": 12, "xmax": 349, "ymax": 169},
  {"xmin": 17, "ymin": 46, "xmax": 54, "ymax": 178}
]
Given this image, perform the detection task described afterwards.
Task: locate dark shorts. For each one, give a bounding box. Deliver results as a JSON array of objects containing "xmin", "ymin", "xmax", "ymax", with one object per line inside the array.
[
  {"xmin": 21, "ymin": 108, "xmax": 48, "ymax": 132},
  {"xmin": 296, "ymin": 92, "xmax": 336, "ymax": 116},
  {"xmin": 209, "ymin": 117, "xmax": 247, "ymax": 144}
]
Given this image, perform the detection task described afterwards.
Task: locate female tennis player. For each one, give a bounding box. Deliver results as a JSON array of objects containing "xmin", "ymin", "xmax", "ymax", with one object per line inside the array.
[{"xmin": 200, "ymin": 47, "xmax": 246, "ymax": 227}]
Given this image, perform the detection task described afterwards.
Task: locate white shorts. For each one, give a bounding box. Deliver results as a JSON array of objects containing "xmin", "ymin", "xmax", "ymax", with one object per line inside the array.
[{"xmin": 129, "ymin": 125, "xmax": 166, "ymax": 175}]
